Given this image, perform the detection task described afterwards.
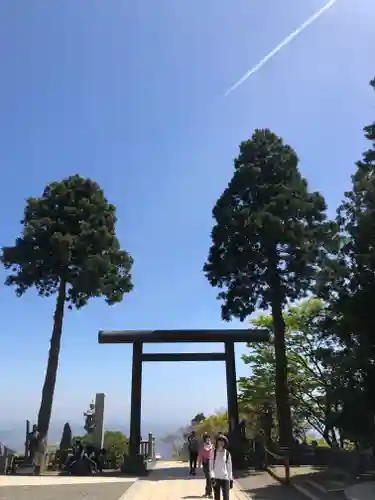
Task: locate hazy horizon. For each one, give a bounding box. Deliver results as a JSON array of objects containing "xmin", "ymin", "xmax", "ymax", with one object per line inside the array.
[{"xmin": 0, "ymin": 418, "xmax": 182, "ymax": 456}]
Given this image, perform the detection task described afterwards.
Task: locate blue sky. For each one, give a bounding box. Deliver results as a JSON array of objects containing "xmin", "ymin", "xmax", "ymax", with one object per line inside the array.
[{"xmin": 0, "ymin": 0, "xmax": 373, "ymax": 437}]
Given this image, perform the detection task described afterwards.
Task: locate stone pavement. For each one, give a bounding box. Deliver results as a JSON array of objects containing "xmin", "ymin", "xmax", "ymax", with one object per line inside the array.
[
  {"xmin": 236, "ymin": 468, "xmax": 305, "ymax": 500},
  {"xmin": 345, "ymin": 481, "xmax": 375, "ymax": 500},
  {"xmin": 0, "ymin": 476, "xmax": 136, "ymax": 487},
  {"xmin": 0, "ymin": 473, "xmax": 136, "ymax": 500},
  {"xmin": 128, "ymin": 461, "xmax": 300, "ymax": 500},
  {"xmin": 0, "ymin": 461, "xmax": 302, "ymax": 500},
  {"xmin": 120, "ymin": 462, "xmax": 251, "ymax": 500}
]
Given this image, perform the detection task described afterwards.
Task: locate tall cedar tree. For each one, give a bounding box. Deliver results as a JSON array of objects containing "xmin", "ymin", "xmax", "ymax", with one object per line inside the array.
[
  {"xmin": 204, "ymin": 129, "xmax": 335, "ymax": 446},
  {"xmin": 1, "ymin": 175, "xmax": 133, "ymax": 467},
  {"xmin": 329, "ymin": 78, "xmax": 375, "ymax": 424}
]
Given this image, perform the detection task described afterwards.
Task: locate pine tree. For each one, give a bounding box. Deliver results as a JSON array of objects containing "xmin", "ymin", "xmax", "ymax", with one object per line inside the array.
[
  {"xmin": 1, "ymin": 175, "xmax": 133, "ymax": 471},
  {"xmin": 204, "ymin": 129, "xmax": 335, "ymax": 446}
]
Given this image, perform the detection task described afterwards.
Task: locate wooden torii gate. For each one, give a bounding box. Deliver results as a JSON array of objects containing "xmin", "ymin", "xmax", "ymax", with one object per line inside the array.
[{"xmin": 98, "ymin": 328, "xmax": 269, "ymax": 473}]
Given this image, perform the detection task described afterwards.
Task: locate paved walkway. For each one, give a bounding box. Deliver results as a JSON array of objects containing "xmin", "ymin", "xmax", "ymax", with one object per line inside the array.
[
  {"xmin": 0, "ymin": 472, "xmax": 136, "ymax": 500},
  {"xmin": 0, "ymin": 475, "xmax": 136, "ymax": 487},
  {"xmin": 236, "ymin": 468, "xmax": 304, "ymax": 500},
  {"xmin": 0, "ymin": 461, "xmax": 300, "ymax": 500},
  {"xmin": 345, "ymin": 481, "xmax": 375, "ymax": 500},
  {"xmin": 125, "ymin": 462, "xmax": 250, "ymax": 500}
]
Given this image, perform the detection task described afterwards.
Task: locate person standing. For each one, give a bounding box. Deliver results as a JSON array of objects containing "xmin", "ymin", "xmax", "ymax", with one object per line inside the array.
[
  {"xmin": 198, "ymin": 433, "xmax": 214, "ymax": 497},
  {"xmin": 188, "ymin": 430, "xmax": 199, "ymax": 476},
  {"xmin": 97, "ymin": 448, "xmax": 106, "ymax": 473},
  {"xmin": 210, "ymin": 435, "xmax": 233, "ymax": 500}
]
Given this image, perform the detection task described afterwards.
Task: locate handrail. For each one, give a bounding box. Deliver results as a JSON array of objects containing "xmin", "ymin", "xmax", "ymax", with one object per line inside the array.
[{"xmin": 264, "ymin": 446, "xmax": 290, "ymax": 484}]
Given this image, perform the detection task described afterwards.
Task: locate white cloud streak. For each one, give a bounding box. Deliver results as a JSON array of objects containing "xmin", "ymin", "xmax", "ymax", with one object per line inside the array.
[{"xmin": 224, "ymin": 0, "xmax": 338, "ymax": 97}]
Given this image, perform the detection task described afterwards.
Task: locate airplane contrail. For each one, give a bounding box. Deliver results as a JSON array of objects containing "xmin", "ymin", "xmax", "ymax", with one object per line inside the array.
[{"xmin": 224, "ymin": 0, "xmax": 338, "ymax": 97}]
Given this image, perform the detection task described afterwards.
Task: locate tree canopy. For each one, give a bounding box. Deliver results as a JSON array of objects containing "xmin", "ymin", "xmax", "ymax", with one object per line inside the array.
[
  {"xmin": 102, "ymin": 431, "xmax": 129, "ymax": 458},
  {"xmin": 239, "ymin": 299, "xmax": 348, "ymax": 445},
  {"xmin": 191, "ymin": 413, "xmax": 206, "ymax": 426},
  {"xmin": 317, "ymin": 78, "xmax": 375, "ymax": 444},
  {"xmin": 2, "ymin": 175, "xmax": 133, "ymax": 307},
  {"xmin": 234, "ymin": 77, "xmax": 375, "ymax": 448},
  {"xmin": 1, "ymin": 175, "xmax": 133, "ymax": 464},
  {"xmin": 73, "ymin": 431, "xmax": 129, "ymax": 457},
  {"xmin": 204, "ymin": 129, "xmax": 335, "ymax": 445},
  {"xmin": 195, "ymin": 412, "xmax": 228, "ymax": 438}
]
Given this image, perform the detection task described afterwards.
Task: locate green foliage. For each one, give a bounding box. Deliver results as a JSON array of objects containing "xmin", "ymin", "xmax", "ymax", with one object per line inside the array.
[
  {"xmin": 204, "ymin": 129, "xmax": 335, "ymax": 319},
  {"xmin": 239, "ymin": 299, "xmax": 345, "ymax": 444},
  {"xmin": 1, "ymin": 174, "xmax": 133, "ymax": 307},
  {"xmin": 204, "ymin": 129, "xmax": 336, "ymax": 445},
  {"xmin": 103, "ymin": 431, "xmax": 129, "ymax": 457},
  {"xmin": 72, "ymin": 434, "xmax": 90, "ymax": 445},
  {"xmin": 73, "ymin": 431, "xmax": 128, "ymax": 457},
  {"xmin": 181, "ymin": 409, "xmax": 258, "ymax": 447},
  {"xmin": 332, "ymin": 78, "xmax": 375, "ymax": 359},
  {"xmin": 191, "ymin": 413, "xmax": 206, "ymax": 426},
  {"xmin": 195, "ymin": 412, "xmax": 228, "ymax": 438},
  {"xmin": 1, "ymin": 175, "xmax": 134, "ymax": 448},
  {"xmin": 318, "ymin": 77, "xmax": 375, "ymax": 443}
]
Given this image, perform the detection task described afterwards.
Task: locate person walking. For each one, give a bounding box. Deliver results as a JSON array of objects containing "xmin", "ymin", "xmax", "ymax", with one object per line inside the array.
[
  {"xmin": 253, "ymin": 430, "xmax": 266, "ymax": 470},
  {"xmin": 198, "ymin": 433, "xmax": 214, "ymax": 497},
  {"xmin": 188, "ymin": 430, "xmax": 199, "ymax": 476},
  {"xmin": 210, "ymin": 435, "xmax": 233, "ymax": 500}
]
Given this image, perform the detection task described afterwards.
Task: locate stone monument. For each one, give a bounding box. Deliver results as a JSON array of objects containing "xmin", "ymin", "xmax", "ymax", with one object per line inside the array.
[
  {"xmin": 83, "ymin": 393, "xmax": 105, "ymax": 449},
  {"xmin": 84, "ymin": 402, "xmax": 96, "ymax": 435},
  {"xmin": 28, "ymin": 424, "xmax": 39, "ymax": 462}
]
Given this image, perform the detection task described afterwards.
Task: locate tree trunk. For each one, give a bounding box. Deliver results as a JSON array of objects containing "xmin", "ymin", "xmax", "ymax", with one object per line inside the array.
[
  {"xmin": 331, "ymin": 429, "xmax": 339, "ymax": 447},
  {"xmin": 35, "ymin": 279, "xmax": 66, "ymax": 474},
  {"xmin": 323, "ymin": 426, "xmax": 333, "ymax": 447},
  {"xmin": 271, "ymin": 295, "xmax": 294, "ymax": 447},
  {"xmin": 339, "ymin": 430, "xmax": 345, "ymax": 449}
]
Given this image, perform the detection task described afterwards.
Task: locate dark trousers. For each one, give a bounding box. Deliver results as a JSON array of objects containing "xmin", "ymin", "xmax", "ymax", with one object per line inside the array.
[
  {"xmin": 214, "ymin": 479, "xmax": 229, "ymax": 500},
  {"xmin": 254, "ymin": 444, "xmax": 265, "ymax": 469},
  {"xmin": 189, "ymin": 451, "xmax": 198, "ymax": 472},
  {"xmin": 202, "ymin": 461, "xmax": 212, "ymax": 495}
]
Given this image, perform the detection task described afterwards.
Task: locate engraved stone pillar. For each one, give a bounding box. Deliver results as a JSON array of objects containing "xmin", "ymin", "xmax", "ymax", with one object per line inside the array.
[{"xmin": 92, "ymin": 393, "xmax": 105, "ymax": 449}]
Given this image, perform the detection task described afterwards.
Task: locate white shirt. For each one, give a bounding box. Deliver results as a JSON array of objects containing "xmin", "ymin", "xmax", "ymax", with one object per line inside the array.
[{"xmin": 209, "ymin": 449, "xmax": 233, "ymax": 481}]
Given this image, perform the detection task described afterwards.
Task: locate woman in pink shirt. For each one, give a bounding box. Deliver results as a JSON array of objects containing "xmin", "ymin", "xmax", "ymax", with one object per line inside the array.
[{"xmin": 198, "ymin": 434, "xmax": 214, "ymax": 498}]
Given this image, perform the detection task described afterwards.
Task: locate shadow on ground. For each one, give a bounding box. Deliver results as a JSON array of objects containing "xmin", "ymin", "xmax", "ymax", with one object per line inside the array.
[
  {"xmin": 144, "ymin": 465, "xmax": 270, "ymax": 483},
  {"xmin": 235, "ymin": 468, "xmax": 268, "ymax": 479},
  {"xmin": 290, "ymin": 466, "xmax": 364, "ymax": 489},
  {"xmin": 56, "ymin": 469, "xmax": 137, "ymax": 479},
  {"xmin": 241, "ymin": 482, "xmax": 305, "ymax": 500},
  {"xmin": 236, "ymin": 471, "xmax": 305, "ymax": 500}
]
